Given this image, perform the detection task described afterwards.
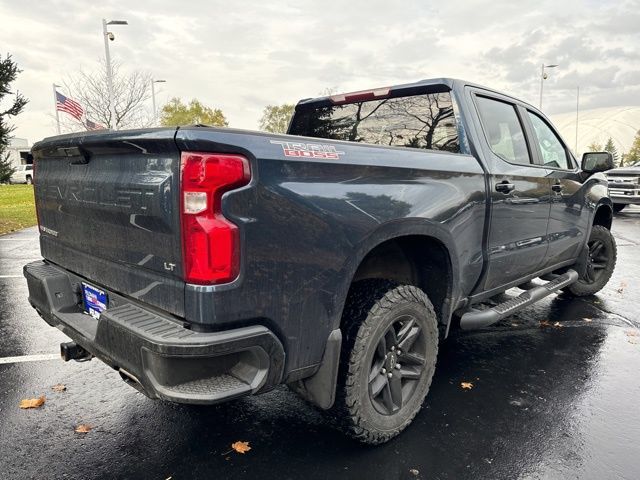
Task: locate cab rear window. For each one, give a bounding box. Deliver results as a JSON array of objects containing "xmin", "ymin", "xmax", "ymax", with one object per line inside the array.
[{"xmin": 290, "ymin": 91, "xmax": 459, "ymax": 153}]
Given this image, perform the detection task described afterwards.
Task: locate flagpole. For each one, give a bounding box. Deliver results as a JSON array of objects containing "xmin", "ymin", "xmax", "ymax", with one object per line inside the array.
[{"xmin": 53, "ymin": 83, "xmax": 61, "ymax": 134}]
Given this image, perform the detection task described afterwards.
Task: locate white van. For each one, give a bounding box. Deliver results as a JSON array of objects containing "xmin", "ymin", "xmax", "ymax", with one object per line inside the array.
[{"xmin": 9, "ymin": 164, "xmax": 34, "ymax": 184}]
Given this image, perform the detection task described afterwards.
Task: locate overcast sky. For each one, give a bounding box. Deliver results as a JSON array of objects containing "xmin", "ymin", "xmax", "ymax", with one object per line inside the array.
[{"xmin": 1, "ymin": 0, "xmax": 639, "ymax": 144}]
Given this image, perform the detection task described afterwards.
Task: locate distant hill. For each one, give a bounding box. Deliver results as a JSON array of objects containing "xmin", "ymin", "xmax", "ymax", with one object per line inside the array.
[{"xmin": 550, "ymin": 106, "xmax": 640, "ymax": 158}]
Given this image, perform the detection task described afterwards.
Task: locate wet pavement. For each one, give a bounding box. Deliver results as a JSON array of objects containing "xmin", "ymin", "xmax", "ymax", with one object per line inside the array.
[{"xmin": 1, "ymin": 208, "xmax": 639, "ymax": 480}]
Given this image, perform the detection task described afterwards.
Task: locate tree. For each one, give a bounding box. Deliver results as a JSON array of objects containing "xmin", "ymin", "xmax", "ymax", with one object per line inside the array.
[
  {"xmin": 587, "ymin": 141, "xmax": 602, "ymax": 152},
  {"xmin": 0, "ymin": 54, "xmax": 28, "ymax": 182},
  {"xmin": 0, "ymin": 154, "xmax": 15, "ymax": 183},
  {"xmin": 603, "ymin": 137, "xmax": 620, "ymax": 166},
  {"xmin": 62, "ymin": 61, "xmax": 152, "ymax": 131},
  {"xmin": 624, "ymin": 130, "xmax": 640, "ymax": 166},
  {"xmin": 258, "ymin": 104, "xmax": 294, "ymax": 133},
  {"xmin": 160, "ymin": 98, "xmax": 228, "ymax": 127}
]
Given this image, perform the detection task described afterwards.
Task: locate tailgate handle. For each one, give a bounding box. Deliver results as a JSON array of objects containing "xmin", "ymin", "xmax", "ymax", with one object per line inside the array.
[{"xmin": 69, "ymin": 147, "xmax": 92, "ymax": 165}]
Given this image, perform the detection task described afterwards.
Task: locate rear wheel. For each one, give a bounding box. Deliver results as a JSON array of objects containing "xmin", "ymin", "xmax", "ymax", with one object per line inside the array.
[
  {"xmin": 330, "ymin": 280, "xmax": 439, "ymax": 444},
  {"xmin": 613, "ymin": 204, "xmax": 626, "ymax": 213},
  {"xmin": 26, "ymin": 175, "xmax": 32, "ymax": 185},
  {"xmin": 565, "ymin": 225, "xmax": 617, "ymax": 296}
]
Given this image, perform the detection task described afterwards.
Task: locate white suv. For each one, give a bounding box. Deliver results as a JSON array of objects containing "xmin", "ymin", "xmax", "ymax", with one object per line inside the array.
[{"xmin": 9, "ymin": 164, "xmax": 34, "ymax": 184}]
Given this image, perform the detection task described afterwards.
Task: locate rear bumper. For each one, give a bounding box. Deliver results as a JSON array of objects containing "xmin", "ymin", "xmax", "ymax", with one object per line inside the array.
[{"xmin": 24, "ymin": 260, "xmax": 285, "ymax": 404}]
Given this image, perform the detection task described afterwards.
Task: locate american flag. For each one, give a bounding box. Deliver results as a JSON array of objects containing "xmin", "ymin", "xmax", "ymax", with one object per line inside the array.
[
  {"xmin": 85, "ymin": 119, "xmax": 106, "ymax": 131},
  {"xmin": 56, "ymin": 91, "xmax": 84, "ymax": 120}
]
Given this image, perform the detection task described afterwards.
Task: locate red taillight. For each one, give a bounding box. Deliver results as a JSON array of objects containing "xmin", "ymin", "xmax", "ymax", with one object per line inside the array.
[
  {"xmin": 329, "ymin": 87, "xmax": 390, "ymax": 105},
  {"xmin": 180, "ymin": 152, "xmax": 251, "ymax": 285}
]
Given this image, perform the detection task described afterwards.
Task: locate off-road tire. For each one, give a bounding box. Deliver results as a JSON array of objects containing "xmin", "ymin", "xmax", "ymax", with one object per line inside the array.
[
  {"xmin": 565, "ymin": 225, "xmax": 617, "ymax": 296},
  {"xmin": 330, "ymin": 280, "xmax": 439, "ymax": 444}
]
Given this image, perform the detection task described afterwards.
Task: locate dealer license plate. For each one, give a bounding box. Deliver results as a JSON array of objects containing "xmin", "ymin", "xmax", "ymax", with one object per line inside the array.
[{"xmin": 82, "ymin": 282, "xmax": 108, "ymax": 319}]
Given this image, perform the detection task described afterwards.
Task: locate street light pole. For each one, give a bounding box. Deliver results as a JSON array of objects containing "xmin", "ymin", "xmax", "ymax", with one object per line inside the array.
[
  {"xmin": 575, "ymin": 85, "xmax": 580, "ymax": 155},
  {"xmin": 151, "ymin": 79, "xmax": 166, "ymax": 125},
  {"xmin": 102, "ymin": 18, "xmax": 128, "ymax": 130},
  {"xmin": 539, "ymin": 63, "xmax": 558, "ymax": 110}
]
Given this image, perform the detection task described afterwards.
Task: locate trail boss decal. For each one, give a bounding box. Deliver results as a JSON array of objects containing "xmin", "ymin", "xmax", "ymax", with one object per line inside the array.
[{"xmin": 270, "ymin": 140, "xmax": 345, "ymax": 159}]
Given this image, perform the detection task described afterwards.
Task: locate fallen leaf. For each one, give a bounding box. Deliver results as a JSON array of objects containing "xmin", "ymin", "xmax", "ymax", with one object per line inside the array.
[
  {"xmin": 511, "ymin": 323, "xmax": 519, "ymax": 327},
  {"xmin": 629, "ymin": 338, "xmax": 640, "ymax": 345},
  {"xmin": 19, "ymin": 395, "xmax": 45, "ymax": 409},
  {"xmin": 461, "ymin": 382, "xmax": 474, "ymax": 390},
  {"xmin": 625, "ymin": 330, "xmax": 639, "ymax": 337},
  {"xmin": 553, "ymin": 322, "xmax": 563, "ymax": 328},
  {"xmin": 409, "ymin": 469, "xmax": 420, "ymax": 476},
  {"xmin": 231, "ymin": 441, "xmax": 251, "ymax": 454},
  {"xmin": 539, "ymin": 320, "xmax": 551, "ymax": 328},
  {"xmin": 51, "ymin": 384, "xmax": 66, "ymax": 393},
  {"xmin": 583, "ymin": 317, "xmax": 592, "ymax": 322},
  {"xmin": 617, "ymin": 281, "xmax": 627, "ymax": 294},
  {"xmin": 74, "ymin": 424, "xmax": 92, "ymax": 434}
]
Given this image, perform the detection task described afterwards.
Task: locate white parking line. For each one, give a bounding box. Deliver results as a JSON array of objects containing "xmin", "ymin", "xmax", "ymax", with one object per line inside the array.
[{"xmin": 0, "ymin": 354, "xmax": 60, "ymax": 364}]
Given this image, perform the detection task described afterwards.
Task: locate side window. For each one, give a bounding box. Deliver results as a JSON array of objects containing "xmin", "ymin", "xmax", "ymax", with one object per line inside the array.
[
  {"xmin": 527, "ymin": 112, "xmax": 571, "ymax": 169},
  {"xmin": 475, "ymin": 96, "xmax": 531, "ymax": 165}
]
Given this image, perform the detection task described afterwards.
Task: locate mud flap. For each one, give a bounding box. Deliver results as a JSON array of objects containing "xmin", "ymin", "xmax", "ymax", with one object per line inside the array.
[{"xmin": 290, "ymin": 328, "xmax": 342, "ymax": 409}]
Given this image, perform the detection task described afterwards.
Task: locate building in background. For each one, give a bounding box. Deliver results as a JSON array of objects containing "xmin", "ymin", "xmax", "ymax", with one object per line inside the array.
[
  {"xmin": 5, "ymin": 137, "xmax": 32, "ymax": 169},
  {"xmin": 551, "ymin": 106, "xmax": 640, "ymax": 159}
]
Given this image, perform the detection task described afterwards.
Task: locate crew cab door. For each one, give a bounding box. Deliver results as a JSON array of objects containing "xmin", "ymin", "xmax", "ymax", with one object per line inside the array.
[
  {"xmin": 523, "ymin": 110, "xmax": 589, "ymax": 267},
  {"xmin": 471, "ymin": 93, "xmax": 552, "ymax": 292}
]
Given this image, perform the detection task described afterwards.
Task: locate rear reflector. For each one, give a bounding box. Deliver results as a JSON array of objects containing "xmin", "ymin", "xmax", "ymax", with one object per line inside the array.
[{"xmin": 180, "ymin": 152, "xmax": 251, "ymax": 285}]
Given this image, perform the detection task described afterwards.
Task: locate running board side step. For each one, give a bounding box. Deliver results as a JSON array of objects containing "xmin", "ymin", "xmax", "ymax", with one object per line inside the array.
[{"xmin": 459, "ymin": 269, "xmax": 579, "ymax": 330}]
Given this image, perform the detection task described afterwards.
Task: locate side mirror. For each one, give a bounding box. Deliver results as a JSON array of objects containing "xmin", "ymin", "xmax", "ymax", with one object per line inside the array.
[{"xmin": 581, "ymin": 152, "xmax": 614, "ymax": 174}]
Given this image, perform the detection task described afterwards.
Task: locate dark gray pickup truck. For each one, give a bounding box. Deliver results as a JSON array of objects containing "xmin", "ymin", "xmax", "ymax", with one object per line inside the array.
[{"xmin": 25, "ymin": 78, "xmax": 617, "ymax": 444}]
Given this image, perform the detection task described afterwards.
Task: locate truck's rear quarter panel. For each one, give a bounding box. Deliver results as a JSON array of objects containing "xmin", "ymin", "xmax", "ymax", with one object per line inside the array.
[{"xmin": 177, "ymin": 128, "xmax": 486, "ymax": 375}]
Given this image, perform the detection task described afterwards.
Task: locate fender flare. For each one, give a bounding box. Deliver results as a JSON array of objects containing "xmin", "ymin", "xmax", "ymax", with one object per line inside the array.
[{"xmin": 329, "ymin": 218, "xmax": 461, "ymax": 331}]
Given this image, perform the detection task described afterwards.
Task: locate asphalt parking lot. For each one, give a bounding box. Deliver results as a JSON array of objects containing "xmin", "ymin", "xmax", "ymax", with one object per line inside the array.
[{"xmin": 1, "ymin": 208, "xmax": 639, "ymax": 480}]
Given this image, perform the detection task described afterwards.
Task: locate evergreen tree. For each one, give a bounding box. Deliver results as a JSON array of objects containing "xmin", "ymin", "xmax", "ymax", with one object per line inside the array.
[
  {"xmin": 0, "ymin": 53, "xmax": 28, "ymax": 183},
  {"xmin": 0, "ymin": 153, "xmax": 15, "ymax": 183},
  {"xmin": 603, "ymin": 137, "xmax": 620, "ymax": 167}
]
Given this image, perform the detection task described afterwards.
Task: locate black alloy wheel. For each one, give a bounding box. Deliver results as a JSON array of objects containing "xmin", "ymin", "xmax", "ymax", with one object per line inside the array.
[{"xmin": 368, "ymin": 315, "xmax": 426, "ymax": 415}]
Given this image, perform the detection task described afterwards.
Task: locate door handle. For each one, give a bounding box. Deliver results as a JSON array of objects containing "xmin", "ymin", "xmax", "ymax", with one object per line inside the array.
[
  {"xmin": 495, "ymin": 180, "xmax": 515, "ymax": 194},
  {"xmin": 552, "ymin": 183, "xmax": 564, "ymax": 193}
]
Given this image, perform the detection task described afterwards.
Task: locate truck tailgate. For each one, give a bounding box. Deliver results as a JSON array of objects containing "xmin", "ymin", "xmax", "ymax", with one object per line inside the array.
[{"xmin": 32, "ymin": 129, "xmax": 186, "ymax": 317}]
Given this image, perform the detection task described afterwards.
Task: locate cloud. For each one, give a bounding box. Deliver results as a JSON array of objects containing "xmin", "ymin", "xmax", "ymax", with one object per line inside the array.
[{"xmin": 1, "ymin": 0, "xmax": 639, "ymax": 144}]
